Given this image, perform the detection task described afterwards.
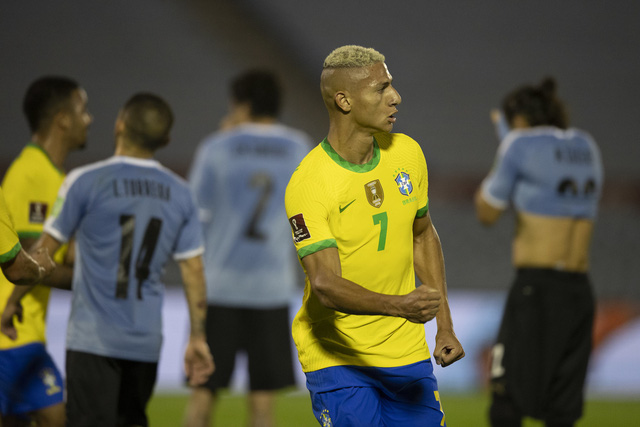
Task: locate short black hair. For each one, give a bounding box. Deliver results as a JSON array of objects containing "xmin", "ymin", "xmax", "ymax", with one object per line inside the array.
[
  {"xmin": 502, "ymin": 77, "xmax": 569, "ymax": 129},
  {"xmin": 231, "ymin": 70, "xmax": 281, "ymax": 118},
  {"xmin": 23, "ymin": 76, "xmax": 80, "ymax": 133},
  {"xmin": 121, "ymin": 93, "xmax": 174, "ymax": 151}
]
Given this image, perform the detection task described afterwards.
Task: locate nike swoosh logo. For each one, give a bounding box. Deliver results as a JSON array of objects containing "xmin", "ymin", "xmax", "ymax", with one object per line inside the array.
[{"xmin": 339, "ymin": 199, "xmax": 356, "ymax": 213}]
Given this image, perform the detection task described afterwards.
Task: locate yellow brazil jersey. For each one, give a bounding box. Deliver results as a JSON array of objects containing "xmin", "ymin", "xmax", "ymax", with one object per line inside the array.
[
  {"xmin": 0, "ymin": 187, "xmax": 21, "ymax": 264},
  {"xmin": 285, "ymin": 132, "xmax": 431, "ymax": 372},
  {"xmin": 0, "ymin": 143, "xmax": 66, "ymax": 349}
]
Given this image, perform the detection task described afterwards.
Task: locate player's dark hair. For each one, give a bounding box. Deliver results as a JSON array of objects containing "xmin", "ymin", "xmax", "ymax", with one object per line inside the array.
[
  {"xmin": 231, "ymin": 70, "xmax": 281, "ymax": 118},
  {"xmin": 502, "ymin": 77, "xmax": 569, "ymax": 129},
  {"xmin": 23, "ymin": 76, "xmax": 80, "ymax": 133},
  {"xmin": 121, "ymin": 93, "xmax": 174, "ymax": 151}
]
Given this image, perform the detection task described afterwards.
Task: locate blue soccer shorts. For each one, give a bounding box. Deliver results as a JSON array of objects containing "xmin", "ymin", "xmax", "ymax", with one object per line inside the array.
[
  {"xmin": 305, "ymin": 359, "xmax": 446, "ymax": 427},
  {"xmin": 0, "ymin": 342, "xmax": 64, "ymax": 415}
]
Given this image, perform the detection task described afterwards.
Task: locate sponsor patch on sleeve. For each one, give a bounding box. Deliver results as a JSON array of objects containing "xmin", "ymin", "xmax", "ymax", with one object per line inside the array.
[
  {"xmin": 29, "ymin": 202, "xmax": 48, "ymax": 224},
  {"xmin": 289, "ymin": 213, "xmax": 311, "ymax": 243}
]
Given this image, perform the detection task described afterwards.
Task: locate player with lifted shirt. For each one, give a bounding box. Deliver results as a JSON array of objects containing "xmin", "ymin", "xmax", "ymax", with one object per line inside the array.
[{"xmin": 476, "ymin": 77, "xmax": 603, "ymax": 427}]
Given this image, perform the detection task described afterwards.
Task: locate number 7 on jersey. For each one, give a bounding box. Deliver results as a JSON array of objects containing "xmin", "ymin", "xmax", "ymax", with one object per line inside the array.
[{"xmin": 372, "ymin": 212, "xmax": 388, "ymax": 251}]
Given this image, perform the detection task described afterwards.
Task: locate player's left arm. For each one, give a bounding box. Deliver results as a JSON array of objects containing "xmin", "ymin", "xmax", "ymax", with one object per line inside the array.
[
  {"xmin": 178, "ymin": 255, "xmax": 215, "ymax": 386},
  {"xmin": 413, "ymin": 212, "xmax": 465, "ymax": 367},
  {"xmin": 0, "ymin": 245, "xmax": 53, "ymax": 287}
]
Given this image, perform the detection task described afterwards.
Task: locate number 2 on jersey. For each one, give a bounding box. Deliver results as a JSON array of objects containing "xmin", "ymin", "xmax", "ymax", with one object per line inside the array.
[
  {"xmin": 372, "ymin": 212, "xmax": 388, "ymax": 251},
  {"xmin": 116, "ymin": 215, "xmax": 162, "ymax": 299},
  {"xmin": 245, "ymin": 172, "xmax": 274, "ymax": 240}
]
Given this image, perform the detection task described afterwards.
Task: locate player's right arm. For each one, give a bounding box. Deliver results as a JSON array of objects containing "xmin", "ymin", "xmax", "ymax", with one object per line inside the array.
[
  {"xmin": 475, "ymin": 133, "xmax": 523, "ymax": 225},
  {"xmin": 301, "ymin": 247, "xmax": 441, "ymax": 323},
  {"xmin": 474, "ymin": 189, "xmax": 504, "ymax": 226}
]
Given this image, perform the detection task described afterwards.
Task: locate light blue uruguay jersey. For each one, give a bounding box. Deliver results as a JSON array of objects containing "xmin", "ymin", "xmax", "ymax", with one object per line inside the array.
[
  {"xmin": 189, "ymin": 123, "xmax": 310, "ymax": 308},
  {"xmin": 481, "ymin": 126, "xmax": 604, "ymax": 219},
  {"xmin": 44, "ymin": 156, "xmax": 204, "ymax": 362}
]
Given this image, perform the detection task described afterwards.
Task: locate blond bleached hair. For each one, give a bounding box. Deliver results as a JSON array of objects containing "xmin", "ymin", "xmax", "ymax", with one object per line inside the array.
[{"xmin": 323, "ymin": 45, "xmax": 385, "ymax": 69}]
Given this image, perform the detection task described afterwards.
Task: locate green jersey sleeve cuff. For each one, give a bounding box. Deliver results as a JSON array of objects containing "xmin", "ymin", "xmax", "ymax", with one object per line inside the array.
[
  {"xmin": 297, "ymin": 239, "xmax": 338, "ymax": 259},
  {"xmin": 0, "ymin": 242, "xmax": 22, "ymax": 264},
  {"xmin": 416, "ymin": 201, "xmax": 429, "ymax": 218},
  {"xmin": 17, "ymin": 231, "xmax": 42, "ymax": 240}
]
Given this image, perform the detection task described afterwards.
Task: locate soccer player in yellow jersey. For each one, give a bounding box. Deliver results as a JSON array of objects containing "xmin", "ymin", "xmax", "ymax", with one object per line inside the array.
[
  {"xmin": 285, "ymin": 45, "xmax": 464, "ymax": 426},
  {"xmin": 0, "ymin": 187, "xmax": 56, "ymax": 287},
  {"xmin": 0, "ymin": 76, "xmax": 91, "ymax": 427}
]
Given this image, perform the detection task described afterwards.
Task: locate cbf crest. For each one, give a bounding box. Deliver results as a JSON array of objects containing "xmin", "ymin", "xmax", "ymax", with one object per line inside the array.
[
  {"xmin": 394, "ymin": 171, "xmax": 413, "ymax": 196},
  {"xmin": 40, "ymin": 368, "xmax": 61, "ymax": 396},
  {"xmin": 320, "ymin": 409, "xmax": 333, "ymax": 427},
  {"xmin": 364, "ymin": 179, "xmax": 384, "ymax": 208}
]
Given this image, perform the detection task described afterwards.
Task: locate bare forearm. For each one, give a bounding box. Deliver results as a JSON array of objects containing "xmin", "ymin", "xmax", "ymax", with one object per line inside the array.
[
  {"xmin": 179, "ymin": 257, "xmax": 207, "ymax": 338},
  {"xmin": 41, "ymin": 265, "xmax": 73, "ymax": 290},
  {"xmin": 6, "ymin": 282, "xmax": 35, "ymax": 305},
  {"xmin": 1, "ymin": 249, "xmax": 45, "ymax": 286},
  {"xmin": 414, "ymin": 224, "xmax": 454, "ymax": 331},
  {"xmin": 305, "ymin": 247, "xmax": 440, "ymax": 323},
  {"xmin": 185, "ymin": 285, "xmax": 207, "ymax": 337},
  {"xmin": 312, "ymin": 273, "xmax": 402, "ymax": 317}
]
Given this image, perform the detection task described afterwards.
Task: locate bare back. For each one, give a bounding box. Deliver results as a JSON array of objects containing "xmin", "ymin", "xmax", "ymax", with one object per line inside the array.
[{"xmin": 513, "ymin": 212, "xmax": 594, "ymax": 272}]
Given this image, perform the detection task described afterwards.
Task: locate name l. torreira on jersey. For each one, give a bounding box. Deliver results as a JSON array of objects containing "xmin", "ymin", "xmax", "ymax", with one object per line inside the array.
[{"xmin": 111, "ymin": 178, "xmax": 171, "ymax": 201}]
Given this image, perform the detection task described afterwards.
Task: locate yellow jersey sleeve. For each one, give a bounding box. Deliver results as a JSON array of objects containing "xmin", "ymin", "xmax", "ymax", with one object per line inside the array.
[
  {"xmin": 413, "ymin": 138, "xmax": 429, "ymax": 217},
  {"xmin": 0, "ymin": 187, "xmax": 21, "ymax": 263},
  {"xmin": 2, "ymin": 145, "xmax": 64, "ymax": 239},
  {"xmin": 285, "ymin": 150, "xmax": 337, "ymax": 259}
]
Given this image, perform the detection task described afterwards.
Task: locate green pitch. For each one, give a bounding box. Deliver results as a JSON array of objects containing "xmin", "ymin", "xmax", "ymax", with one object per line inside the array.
[{"xmin": 148, "ymin": 390, "xmax": 640, "ymax": 426}]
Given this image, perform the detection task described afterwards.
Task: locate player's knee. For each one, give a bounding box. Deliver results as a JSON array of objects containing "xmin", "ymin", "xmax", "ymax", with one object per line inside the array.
[
  {"xmin": 32, "ymin": 402, "xmax": 65, "ymax": 427},
  {"xmin": 184, "ymin": 388, "xmax": 215, "ymax": 427}
]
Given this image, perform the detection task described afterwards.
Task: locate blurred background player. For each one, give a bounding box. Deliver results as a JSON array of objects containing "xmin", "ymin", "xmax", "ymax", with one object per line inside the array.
[
  {"xmin": 4, "ymin": 93, "xmax": 214, "ymax": 426},
  {"xmin": 0, "ymin": 76, "xmax": 91, "ymax": 427},
  {"xmin": 285, "ymin": 45, "xmax": 464, "ymax": 426},
  {"xmin": 184, "ymin": 69, "xmax": 311, "ymax": 427},
  {"xmin": 475, "ymin": 77, "xmax": 604, "ymax": 427}
]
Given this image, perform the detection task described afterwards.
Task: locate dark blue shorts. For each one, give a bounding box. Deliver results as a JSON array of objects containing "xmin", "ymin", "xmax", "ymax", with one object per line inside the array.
[
  {"xmin": 305, "ymin": 360, "xmax": 446, "ymax": 426},
  {"xmin": 0, "ymin": 342, "xmax": 64, "ymax": 415}
]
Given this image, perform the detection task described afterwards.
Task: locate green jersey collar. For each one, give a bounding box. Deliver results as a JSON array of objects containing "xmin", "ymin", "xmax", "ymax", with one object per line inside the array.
[{"xmin": 321, "ymin": 137, "xmax": 380, "ymax": 173}]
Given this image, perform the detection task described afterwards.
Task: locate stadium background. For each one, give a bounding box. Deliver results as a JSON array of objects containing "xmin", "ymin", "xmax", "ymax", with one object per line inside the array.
[{"xmin": 2, "ymin": 0, "xmax": 639, "ymax": 424}]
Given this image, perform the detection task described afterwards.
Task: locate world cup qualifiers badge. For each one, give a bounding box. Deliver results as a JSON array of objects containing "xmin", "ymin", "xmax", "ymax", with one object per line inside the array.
[
  {"xmin": 395, "ymin": 171, "xmax": 413, "ymax": 196},
  {"xmin": 289, "ymin": 213, "xmax": 311, "ymax": 243}
]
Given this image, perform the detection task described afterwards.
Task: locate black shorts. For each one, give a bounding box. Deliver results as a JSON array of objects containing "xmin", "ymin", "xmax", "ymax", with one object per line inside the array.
[
  {"xmin": 201, "ymin": 304, "xmax": 295, "ymax": 392},
  {"xmin": 66, "ymin": 350, "xmax": 158, "ymax": 427},
  {"xmin": 490, "ymin": 268, "xmax": 594, "ymax": 423}
]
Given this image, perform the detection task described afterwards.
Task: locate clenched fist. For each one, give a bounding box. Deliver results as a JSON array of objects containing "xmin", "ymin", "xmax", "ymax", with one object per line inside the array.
[{"xmin": 400, "ymin": 285, "xmax": 441, "ymax": 324}]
